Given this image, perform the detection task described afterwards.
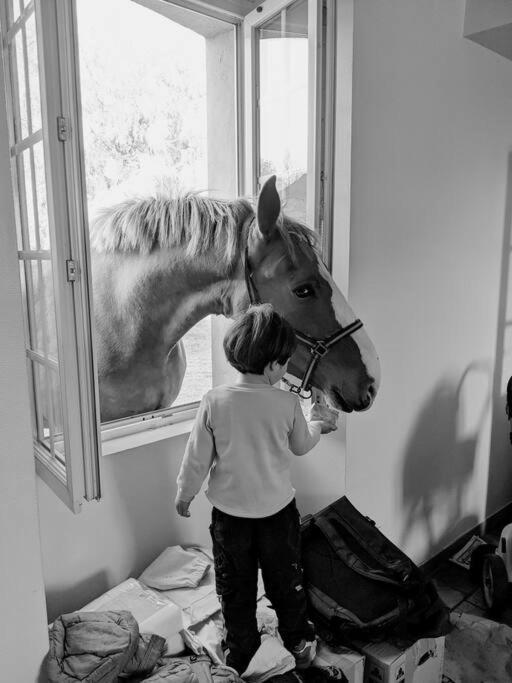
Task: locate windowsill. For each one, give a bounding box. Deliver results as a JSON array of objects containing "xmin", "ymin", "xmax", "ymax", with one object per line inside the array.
[{"xmin": 101, "ymin": 412, "xmax": 196, "ymax": 456}]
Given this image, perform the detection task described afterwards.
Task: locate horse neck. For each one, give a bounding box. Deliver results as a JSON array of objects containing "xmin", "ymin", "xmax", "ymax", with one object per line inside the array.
[{"xmin": 110, "ymin": 247, "xmax": 246, "ymax": 349}]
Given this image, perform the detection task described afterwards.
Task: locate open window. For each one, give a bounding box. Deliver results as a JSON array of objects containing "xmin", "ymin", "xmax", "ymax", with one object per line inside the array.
[
  {"xmin": 0, "ymin": 0, "xmax": 339, "ymax": 510},
  {"xmin": 0, "ymin": 0, "xmax": 100, "ymax": 511},
  {"xmin": 74, "ymin": 0, "xmax": 242, "ymax": 449},
  {"xmin": 244, "ymin": 0, "xmax": 336, "ymax": 405},
  {"xmin": 243, "ymin": 0, "xmax": 336, "ymax": 263}
]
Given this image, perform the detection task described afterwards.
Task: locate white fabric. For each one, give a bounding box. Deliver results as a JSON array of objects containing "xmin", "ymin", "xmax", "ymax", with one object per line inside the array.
[
  {"xmin": 139, "ymin": 546, "xmax": 210, "ymax": 590},
  {"xmin": 81, "ymin": 577, "xmax": 185, "ymax": 653},
  {"xmin": 177, "ymin": 381, "xmax": 321, "ymax": 518},
  {"xmin": 256, "ymin": 597, "xmax": 280, "ymax": 640},
  {"xmin": 241, "ymin": 635, "xmax": 296, "ymax": 683},
  {"xmin": 189, "ymin": 612, "xmax": 226, "ymax": 665},
  {"xmin": 139, "ymin": 546, "xmax": 266, "ymax": 630},
  {"xmin": 139, "ymin": 603, "xmax": 185, "ymax": 655},
  {"xmin": 81, "ymin": 578, "xmax": 169, "ymax": 622}
]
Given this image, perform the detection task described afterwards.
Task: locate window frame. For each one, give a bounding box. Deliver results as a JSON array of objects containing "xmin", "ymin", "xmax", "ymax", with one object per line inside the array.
[
  {"xmin": 84, "ymin": 0, "xmax": 245, "ymax": 444},
  {"xmin": 243, "ymin": 0, "xmax": 337, "ymax": 406},
  {"xmin": 0, "ymin": 0, "xmax": 101, "ymax": 511},
  {"xmin": 1, "ymin": 0, "xmax": 340, "ymax": 477},
  {"xmin": 243, "ymin": 0, "xmax": 336, "ymax": 265}
]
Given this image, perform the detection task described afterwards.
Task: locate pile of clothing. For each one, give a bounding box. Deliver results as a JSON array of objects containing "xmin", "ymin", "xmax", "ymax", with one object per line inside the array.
[
  {"xmin": 47, "ymin": 609, "xmax": 241, "ymax": 682},
  {"xmin": 47, "ymin": 611, "xmax": 347, "ymax": 683},
  {"xmin": 46, "ymin": 545, "xmax": 353, "ymax": 683}
]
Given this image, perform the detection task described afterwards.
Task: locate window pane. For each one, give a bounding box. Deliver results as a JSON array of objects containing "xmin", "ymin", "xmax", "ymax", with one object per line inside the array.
[
  {"xmin": 22, "ymin": 148, "xmax": 37, "ymax": 249},
  {"xmin": 25, "ymin": 12, "xmax": 42, "ymax": 133},
  {"xmin": 33, "ymin": 360, "xmax": 52, "ymax": 449},
  {"xmin": 77, "ymin": 0, "xmax": 208, "ymax": 208},
  {"xmin": 27, "ymin": 259, "xmax": 44, "ymax": 354},
  {"xmin": 175, "ymin": 317, "xmax": 213, "ymax": 406},
  {"xmin": 33, "ymin": 140, "xmax": 49, "ymax": 249},
  {"xmin": 49, "ymin": 367, "xmax": 65, "ymax": 461},
  {"xmin": 12, "ymin": 29, "xmax": 28, "ymax": 139},
  {"xmin": 18, "ymin": 259, "xmax": 31, "ymax": 340},
  {"xmin": 29, "ymin": 259, "xmax": 58, "ymax": 360},
  {"xmin": 32, "ymin": 361, "xmax": 65, "ymax": 463},
  {"xmin": 257, "ymin": 0, "xmax": 308, "ymax": 222},
  {"xmin": 76, "ymin": 0, "xmax": 236, "ymax": 422}
]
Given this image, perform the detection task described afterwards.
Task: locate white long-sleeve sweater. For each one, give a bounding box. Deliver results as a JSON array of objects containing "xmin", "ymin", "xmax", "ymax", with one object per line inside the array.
[{"xmin": 176, "ymin": 380, "xmax": 322, "ymax": 518}]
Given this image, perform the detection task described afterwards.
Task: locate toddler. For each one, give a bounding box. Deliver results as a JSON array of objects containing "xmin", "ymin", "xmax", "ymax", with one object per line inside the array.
[{"xmin": 175, "ymin": 304, "xmax": 338, "ymax": 675}]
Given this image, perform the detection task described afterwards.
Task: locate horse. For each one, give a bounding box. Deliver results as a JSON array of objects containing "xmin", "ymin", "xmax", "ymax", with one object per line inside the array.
[{"xmin": 90, "ymin": 176, "xmax": 380, "ymax": 422}]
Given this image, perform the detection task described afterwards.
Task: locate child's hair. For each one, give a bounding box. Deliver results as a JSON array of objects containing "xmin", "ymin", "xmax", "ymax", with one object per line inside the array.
[{"xmin": 223, "ymin": 303, "xmax": 297, "ymax": 375}]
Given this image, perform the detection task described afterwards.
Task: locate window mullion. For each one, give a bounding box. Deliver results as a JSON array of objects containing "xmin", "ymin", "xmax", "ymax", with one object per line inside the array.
[
  {"xmin": 319, "ymin": 0, "xmax": 336, "ymax": 270},
  {"xmin": 306, "ymin": 0, "xmax": 322, "ymax": 230}
]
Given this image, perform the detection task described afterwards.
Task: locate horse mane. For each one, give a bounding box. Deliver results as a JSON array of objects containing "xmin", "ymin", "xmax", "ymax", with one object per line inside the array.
[{"xmin": 89, "ymin": 192, "xmax": 318, "ymax": 272}]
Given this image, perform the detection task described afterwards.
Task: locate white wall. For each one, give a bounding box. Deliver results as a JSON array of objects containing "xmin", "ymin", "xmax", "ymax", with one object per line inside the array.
[
  {"xmin": 345, "ymin": 0, "xmax": 512, "ymax": 563},
  {"xmin": 0, "ymin": 53, "xmax": 49, "ymax": 682}
]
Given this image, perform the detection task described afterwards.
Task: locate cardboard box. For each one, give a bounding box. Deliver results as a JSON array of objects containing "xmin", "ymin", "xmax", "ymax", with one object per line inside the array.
[
  {"xmin": 353, "ymin": 636, "xmax": 445, "ymax": 683},
  {"xmin": 313, "ymin": 641, "xmax": 365, "ymax": 683}
]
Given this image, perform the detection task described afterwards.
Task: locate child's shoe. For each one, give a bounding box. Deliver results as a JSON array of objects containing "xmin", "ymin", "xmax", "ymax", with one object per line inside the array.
[{"xmin": 291, "ymin": 639, "xmax": 317, "ymax": 670}]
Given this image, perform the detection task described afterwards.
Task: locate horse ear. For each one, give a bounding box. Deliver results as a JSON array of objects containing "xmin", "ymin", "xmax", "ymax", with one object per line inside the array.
[{"xmin": 256, "ymin": 175, "xmax": 281, "ymax": 240}]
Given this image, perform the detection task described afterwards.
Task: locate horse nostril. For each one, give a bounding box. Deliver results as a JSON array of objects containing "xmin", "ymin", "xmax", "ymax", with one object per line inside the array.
[
  {"xmin": 359, "ymin": 382, "xmax": 376, "ymax": 410},
  {"xmin": 367, "ymin": 381, "xmax": 377, "ymax": 400}
]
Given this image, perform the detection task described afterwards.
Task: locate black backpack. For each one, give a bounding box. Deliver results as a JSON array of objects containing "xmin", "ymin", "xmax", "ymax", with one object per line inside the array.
[{"xmin": 300, "ymin": 497, "xmax": 451, "ymax": 645}]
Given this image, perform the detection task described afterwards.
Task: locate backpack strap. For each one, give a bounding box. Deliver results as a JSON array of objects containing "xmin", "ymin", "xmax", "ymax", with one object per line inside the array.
[
  {"xmin": 328, "ymin": 502, "xmax": 412, "ymax": 581},
  {"xmin": 314, "ymin": 516, "xmax": 408, "ymax": 587},
  {"xmin": 308, "ymin": 584, "xmax": 402, "ymax": 630}
]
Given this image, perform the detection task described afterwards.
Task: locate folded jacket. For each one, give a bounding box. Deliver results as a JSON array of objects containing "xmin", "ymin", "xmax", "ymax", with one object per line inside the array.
[
  {"xmin": 140, "ymin": 546, "xmax": 210, "ymax": 590},
  {"xmin": 47, "ymin": 610, "xmax": 166, "ymax": 682}
]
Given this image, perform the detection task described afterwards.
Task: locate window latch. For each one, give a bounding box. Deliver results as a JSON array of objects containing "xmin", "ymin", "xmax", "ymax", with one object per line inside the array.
[
  {"xmin": 66, "ymin": 259, "xmax": 78, "ymax": 282},
  {"xmin": 57, "ymin": 116, "xmax": 70, "ymax": 142}
]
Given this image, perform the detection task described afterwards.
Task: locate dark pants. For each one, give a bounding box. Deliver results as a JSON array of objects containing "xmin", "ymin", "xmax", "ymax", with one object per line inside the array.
[{"xmin": 209, "ymin": 499, "xmax": 314, "ymax": 675}]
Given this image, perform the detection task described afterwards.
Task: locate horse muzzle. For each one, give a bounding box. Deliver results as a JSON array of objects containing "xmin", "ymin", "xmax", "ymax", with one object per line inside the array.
[{"xmin": 330, "ymin": 381, "xmax": 377, "ymax": 413}]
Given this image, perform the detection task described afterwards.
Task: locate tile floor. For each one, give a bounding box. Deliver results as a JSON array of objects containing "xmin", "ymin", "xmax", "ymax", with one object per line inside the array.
[{"xmin": 426, "ymin": 524, "xmax": 512, "ymax": 627}]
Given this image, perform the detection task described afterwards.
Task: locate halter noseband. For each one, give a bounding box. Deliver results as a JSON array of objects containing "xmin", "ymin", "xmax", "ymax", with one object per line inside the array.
[{"xmin": 244, "ymin": 246, "xmax": 363, "ymax": 399}]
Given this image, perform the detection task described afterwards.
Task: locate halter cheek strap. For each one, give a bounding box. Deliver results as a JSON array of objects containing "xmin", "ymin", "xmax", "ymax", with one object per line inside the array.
[{"xmin": 243, "ymin": 247, "xmax": 363, "ymax": 399}]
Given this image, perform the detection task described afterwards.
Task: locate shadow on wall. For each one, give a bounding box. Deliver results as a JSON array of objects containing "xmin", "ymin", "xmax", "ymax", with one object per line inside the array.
[
  {"xmin": 486, "ymin": 151, "xmax": 512, "ymax": 518},
  {"xmin": 400, "ymin": 362, "xmax": 491, "ymax": 560},
  {"xmin": 45, "ymin": 570, "xmax": 109, "ymax": 624}
]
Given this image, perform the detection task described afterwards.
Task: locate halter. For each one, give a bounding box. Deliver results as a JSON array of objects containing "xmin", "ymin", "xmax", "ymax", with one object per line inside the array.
[{"xmin": 244, "ymin": 246, "xmax": 363, "ymax": 399}]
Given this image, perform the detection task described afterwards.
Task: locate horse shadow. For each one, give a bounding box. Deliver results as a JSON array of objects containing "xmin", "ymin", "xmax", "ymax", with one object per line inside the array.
[{"xmin": 400, "ymin": 362, "xmax": 492, "ymax": 560}]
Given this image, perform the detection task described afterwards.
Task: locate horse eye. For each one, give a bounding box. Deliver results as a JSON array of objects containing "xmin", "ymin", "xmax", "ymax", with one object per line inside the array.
[{"xmin": 293, "ymin": 284, "xmax": 314, "ymax": 299}]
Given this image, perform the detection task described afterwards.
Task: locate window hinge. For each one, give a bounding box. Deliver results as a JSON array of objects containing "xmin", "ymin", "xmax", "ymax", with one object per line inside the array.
[
  {"xmin": 66, "ymin": 259, "xmax": 78, "ymax": 282},
  {"xmin": 57, "ymin": 116, "xmax": 71, "ymax": 142}
]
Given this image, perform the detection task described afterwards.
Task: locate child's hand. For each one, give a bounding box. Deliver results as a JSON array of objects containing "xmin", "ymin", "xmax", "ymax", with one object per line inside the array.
[
  {"xmin": 175, "ymin": 497, "xmax": 192, "ymax": 517},
  {"xmin": 309, "ymin": 401, "xmax": 338, "ymax": 434},
  {"xmin": 318, "ymin": 420, "xmax": 337, "ymax": 434}
]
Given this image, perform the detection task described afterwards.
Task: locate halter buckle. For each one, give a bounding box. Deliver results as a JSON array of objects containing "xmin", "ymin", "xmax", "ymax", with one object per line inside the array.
[
  {"xmin": 281, "ymin": 377, "xmax": 313, "ymax": 400},
  {"xmin": 311, "ymin": 341, "xmax": 329, "ymax": 358}
]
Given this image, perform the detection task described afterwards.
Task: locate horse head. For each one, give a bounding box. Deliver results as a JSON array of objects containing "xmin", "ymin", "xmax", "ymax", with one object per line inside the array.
[{"xmin": 245, "ymin": 176, "xmax": 380, "ymax": 413}]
